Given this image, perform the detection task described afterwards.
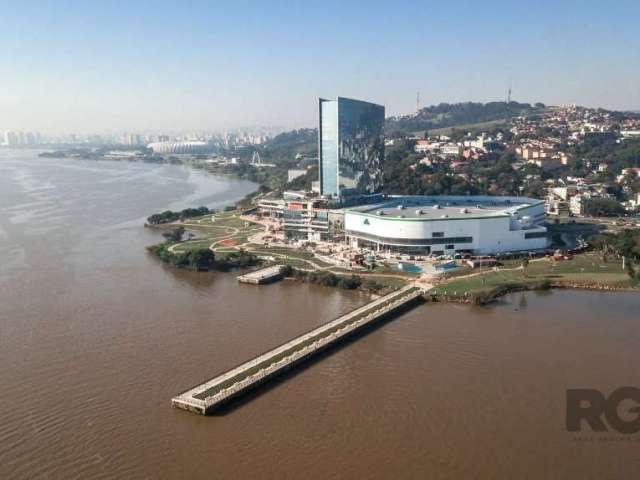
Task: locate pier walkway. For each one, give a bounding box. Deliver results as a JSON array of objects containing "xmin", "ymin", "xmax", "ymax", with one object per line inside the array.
[
  {"xmin": 237, "ymin": 265, "xmax": 284, "ymax": 284},
  {"xmin": 172, "ymin": 284, "xmax": 425, "ymax": 414}
]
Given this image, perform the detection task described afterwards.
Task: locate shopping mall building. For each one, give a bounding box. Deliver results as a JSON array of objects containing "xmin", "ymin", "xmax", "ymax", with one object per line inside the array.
[{"xmin": 344, "ymin": 195, "xmax": 548, "ymax": 255}]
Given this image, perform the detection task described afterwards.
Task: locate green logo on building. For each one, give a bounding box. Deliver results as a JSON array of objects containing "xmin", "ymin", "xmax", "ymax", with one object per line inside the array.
[{"xmin": 363, "ymin": 218, "xmax": 370, "ymax": 225}]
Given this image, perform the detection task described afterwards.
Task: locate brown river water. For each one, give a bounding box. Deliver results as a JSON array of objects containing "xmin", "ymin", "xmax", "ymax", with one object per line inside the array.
[{"xmin": 1, "ymin": 149, "xmax": 640, "ymax": 479}]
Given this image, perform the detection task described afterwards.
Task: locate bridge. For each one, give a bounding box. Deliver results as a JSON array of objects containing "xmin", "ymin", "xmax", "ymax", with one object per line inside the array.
[{"xmin": 172, "ymin": 284, "xmax": 425, "ymax": 415}]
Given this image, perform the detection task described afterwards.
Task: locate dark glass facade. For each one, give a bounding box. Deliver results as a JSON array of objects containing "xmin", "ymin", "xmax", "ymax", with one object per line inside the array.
[{"xmin": 318, "ymin": 97, "xmax": 385, "ymax": 198}]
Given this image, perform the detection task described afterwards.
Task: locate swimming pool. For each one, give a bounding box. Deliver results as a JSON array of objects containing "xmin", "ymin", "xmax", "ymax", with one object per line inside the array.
[{"xmin": 397, "ymin": 262, "xmax": 423, "ymax": 274}]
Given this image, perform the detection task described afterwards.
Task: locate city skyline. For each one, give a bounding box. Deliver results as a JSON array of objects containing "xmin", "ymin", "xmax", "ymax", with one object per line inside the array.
[{"xmin": 1, "ymin": 0, "xmax": 640, "ymax": 134}]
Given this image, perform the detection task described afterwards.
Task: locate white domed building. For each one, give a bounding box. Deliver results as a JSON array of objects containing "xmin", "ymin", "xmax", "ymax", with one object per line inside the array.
[
  {"xmin": 344, "ymin": 195, "xmax": 548, "ymax": 255},
  {"xmin": 147, "ymin": 141, "xmax": 215, "ymax": 155}
]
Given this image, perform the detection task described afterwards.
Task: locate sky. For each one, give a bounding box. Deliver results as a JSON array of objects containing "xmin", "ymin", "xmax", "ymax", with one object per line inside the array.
[{"xmin": 1, "ymin": 0, "xmax": 639, "ymax": 134}]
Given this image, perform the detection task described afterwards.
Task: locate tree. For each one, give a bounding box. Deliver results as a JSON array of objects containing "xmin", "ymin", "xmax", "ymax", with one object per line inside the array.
[
  {"xmin": 590, "ymin": 229, "xmax": 640, "ymax": 260},
  {"xmin": 162, "ymin": 226, "xmax": 185, "ymax": 242},
  {"xmin": 188, "ymin": 249, "xmax": 216, "ymax": 270},
  {"xmin": 582, "ymin": 198, "xmax": 625, "ymax": 217}
]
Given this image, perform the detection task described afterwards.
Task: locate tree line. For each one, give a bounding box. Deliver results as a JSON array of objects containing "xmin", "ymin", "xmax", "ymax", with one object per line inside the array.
[{"xmin": 146, "ymin": 206, "xmax": 212, "ymax": 225}]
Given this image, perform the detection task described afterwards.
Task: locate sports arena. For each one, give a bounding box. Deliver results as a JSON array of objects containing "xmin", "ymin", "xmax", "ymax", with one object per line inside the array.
[
  {"xmin": 344, "ymin": 195, "xmax": 548, "ymax": 255},
  {"xmin": 147, "ymin": 141, "xmax": 215, "ymax": 155}
]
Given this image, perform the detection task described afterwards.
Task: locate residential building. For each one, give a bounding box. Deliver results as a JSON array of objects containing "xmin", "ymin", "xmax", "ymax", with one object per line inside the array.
[
  {"xmin": 617, "ymin": 167, "xmax": 640, "ymax": 182},
  {"xmin": 532, "ymin": 158, "xmax": 562, "ymax": 170}
]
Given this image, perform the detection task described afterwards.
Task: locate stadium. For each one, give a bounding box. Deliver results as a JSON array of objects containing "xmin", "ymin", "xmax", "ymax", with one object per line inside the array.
[
  {"xmin": 147, "ymin": 141, "xmax": 215, "ymax": 155},
  {"xmin": 343, "ymin": 195, "xmax": 548, "ymax": 255}
]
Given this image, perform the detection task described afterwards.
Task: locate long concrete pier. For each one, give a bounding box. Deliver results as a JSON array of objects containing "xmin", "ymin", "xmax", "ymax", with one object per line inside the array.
[
  {"xmin": 172, "ymin": 285, "xmax": 424, "ymax": 414},
  {"xmin": 237, "ymin": 265, "xmax": 284, "ymax": 285}
]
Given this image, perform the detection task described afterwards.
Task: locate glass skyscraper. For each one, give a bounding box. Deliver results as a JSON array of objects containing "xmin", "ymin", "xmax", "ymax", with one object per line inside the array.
[{"xmin": 318, "ymin": 97, "xmax": 385, "ymax": 199}]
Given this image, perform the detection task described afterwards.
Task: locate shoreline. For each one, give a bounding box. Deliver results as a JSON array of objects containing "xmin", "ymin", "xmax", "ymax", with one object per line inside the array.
[
  {"xmin": 427, "ymin": 280, "xmax": 639, "ymax": 305},
  {"xmin": 40, "ymin": 149, "xmax": 637, "ymax": 309},
  {"xmin": 37, "ymin": 148, "xmax": 275, "ymax": 194},
  {"xmin": 146, "ymin": 212, "xmax": 639, "ymax": 306}
]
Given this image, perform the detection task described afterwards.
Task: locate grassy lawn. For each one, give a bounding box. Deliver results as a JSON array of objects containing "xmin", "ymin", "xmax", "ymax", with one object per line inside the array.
[
  {"xmin": 169, "ymin": 211, "xmax": 263, "ymax": 254},
  {"xmin": 357, "ymin": 275, "xmax": 409, "ymax": 290},
  {"xmin": 183, "ymin": 216, "xmax": 244, "ymax": 231},
  {"xmin": 278, "ymin": 258, "xmax": 316, "ymax": 269},
  {"xmin": 229, "ymin": 227, "xmax": 262, "ymax": 246},
  {"xmin": 430, "ymin": 253, "xmax": 636, "ymax": 299},
  {"xmin": 168, "ymin": 217, "xmax": 338, "ymax": 270},
  {"xmin": 171, "ymin": 239, "xmax": 213, "ymax": 253},
  {"xmin": 248, "ymin": 245, "xmax": 315, "ymax": 259},
  {"xmin": 440, "ymin": 265, "xmax": 473, "ymax": 279}
]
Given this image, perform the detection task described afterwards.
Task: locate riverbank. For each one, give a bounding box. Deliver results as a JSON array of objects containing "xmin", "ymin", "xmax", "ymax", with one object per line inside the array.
[
  {"xmin": 147, "ymin": 207, "xmax": 640, "ymax": 304},
  {"xmin": 430, "ymin": 281, "xmax": 639, "ymax": 305},
  {"xmin": 37, "ymin": 147, "xmax": 289, "ymax": 193},
  {"xmin": 145, "ymin": 207, "xmax": 416, "ymax": 293},
  {"xmin": 428, "ymin": 252, "xmax": 639, "ymax": 304},
  {"xmin": 146, "ymin": 231, "xmax": 408, "ymax": 294},
  {"xmin": 280, "ymin": 266, "xmax": 408, "ymax": 295}
]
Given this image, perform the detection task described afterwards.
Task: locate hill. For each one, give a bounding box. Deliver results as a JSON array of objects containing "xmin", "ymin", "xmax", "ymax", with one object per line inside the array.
[{"xmin": 385, "ymin": 101, "xmax": 544, "ymax": 135}]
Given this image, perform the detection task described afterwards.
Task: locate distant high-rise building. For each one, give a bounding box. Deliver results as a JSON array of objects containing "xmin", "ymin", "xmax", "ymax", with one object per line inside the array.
[
  {"xmin": 3, "ymin": 130, "xmax": 18, "ymax": 146},
  {"xmin": 318, "ymin": 97, "xmax": 385, "ymax": 198},
  {"xmin": 122, "ymin": 133, "xmax": 142, "ymax": 146}
]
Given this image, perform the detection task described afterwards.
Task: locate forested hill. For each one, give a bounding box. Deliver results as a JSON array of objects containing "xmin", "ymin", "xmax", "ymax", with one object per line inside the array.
[
  {"xmin": 258, "ymin": 101, "xmax": 546, "ymax": 163},
  {"xmin": 268, "ymin": 128, "xmax": 316, "ymax": 147},
  {"xmin": 386, "ymin": 101, "xmax": 544, "ymax": 134},
  {"xmin": 264, "ymin": 102, "xmax": 545, "ymax": 151}
]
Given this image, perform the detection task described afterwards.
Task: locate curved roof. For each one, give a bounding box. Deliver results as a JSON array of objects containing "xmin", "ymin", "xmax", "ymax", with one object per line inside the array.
[
  {"xmin": 346, "ymin": 195, "xmax": 543, "ymax": 221},
  {"xmin": 147, "ymin": 141, "xmax": 214, "ymax": 154}
]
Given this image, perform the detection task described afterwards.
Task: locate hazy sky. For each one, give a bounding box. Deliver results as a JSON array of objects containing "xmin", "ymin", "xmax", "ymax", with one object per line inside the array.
[{"xmin": 1, "ymin": 0, "xmax": 639, "ymax": 134}]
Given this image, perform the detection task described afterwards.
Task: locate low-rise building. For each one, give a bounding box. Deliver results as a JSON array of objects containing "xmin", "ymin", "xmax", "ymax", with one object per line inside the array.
[
  {"xmin": 287, "ymin": 169, "xmax": 307, "ymax": 182},
  {"xmin": 529, "ymin": 156, "xmax": 563, "ymax": 170},
  {"xmin": 617, "ymin": 167, "xmax": 640, "ymax": 183},
  {"xmin": 621, "ymin": 130, "xmax": 640, "ymax": 138},
  {"xmin": 257, "ymin": 198, "xmax": 286, "ymax": 218}
]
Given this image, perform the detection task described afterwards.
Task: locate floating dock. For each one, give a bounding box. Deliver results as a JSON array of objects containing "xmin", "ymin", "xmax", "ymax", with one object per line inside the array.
[
  {"xmin": 237, "ymin": 265, "xmax": 285, "ymax": 285},
  {"xmin": 172, "ymin": 285, "xmax": 424, "ymax": 414}
]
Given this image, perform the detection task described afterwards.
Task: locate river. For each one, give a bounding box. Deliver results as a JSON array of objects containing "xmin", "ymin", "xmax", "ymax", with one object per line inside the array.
[{"xmin": 1, "ymin": 149, "xmax": 639, "ymax": 479}]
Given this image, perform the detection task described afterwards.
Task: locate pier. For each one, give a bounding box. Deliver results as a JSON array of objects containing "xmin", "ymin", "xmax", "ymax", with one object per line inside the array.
[
  {"xmin": 172, "ymin": 285, "xmax": 425, "ymax": 414},
  {"xmin": 237, "ymin": 265, "xmax": 285, "ymax": 285}
]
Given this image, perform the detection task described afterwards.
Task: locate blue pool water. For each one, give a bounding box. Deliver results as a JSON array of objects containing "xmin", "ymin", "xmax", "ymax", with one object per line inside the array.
[{"xmin": 397, "ymin": 262, "xmax": 423, "ymax": 273}]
